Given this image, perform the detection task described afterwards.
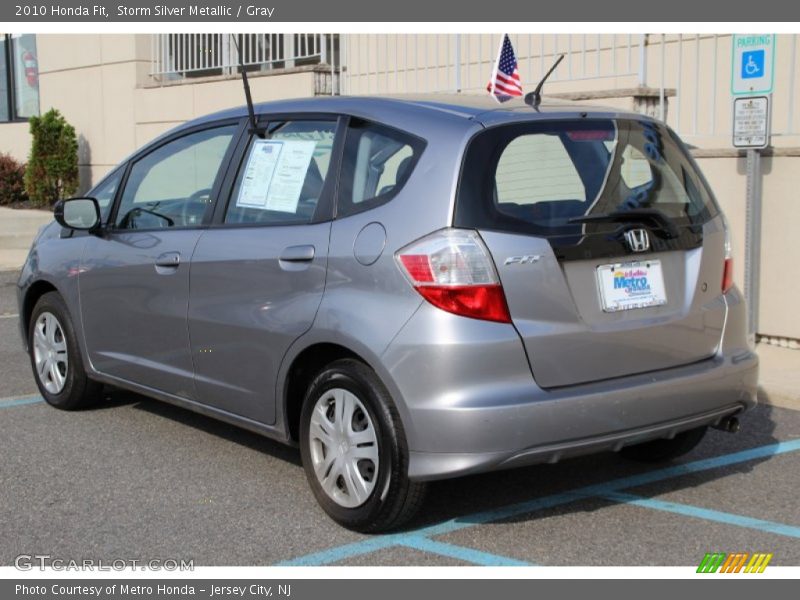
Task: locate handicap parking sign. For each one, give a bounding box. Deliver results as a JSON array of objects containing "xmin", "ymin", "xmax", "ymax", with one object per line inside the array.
[
  {"xmin": 742, "ymin": 50, "xmax": 765, "ymax": 79},
  {"xmin": 731, "ymin": 35, "xmax": 775, "ymax": 95}
]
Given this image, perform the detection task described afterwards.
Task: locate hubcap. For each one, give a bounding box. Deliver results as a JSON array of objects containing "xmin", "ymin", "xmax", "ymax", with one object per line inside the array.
[
  {"xmin": 32, "ymin": 312, "xmax": 69, "ymax": 395},
  {"xmin": 308, "ymin": 388, "xmax": 379, "ymax": 508}
]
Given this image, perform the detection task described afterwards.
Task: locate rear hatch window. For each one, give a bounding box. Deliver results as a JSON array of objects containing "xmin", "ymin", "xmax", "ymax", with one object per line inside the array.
[{"xmin": 455, "ymin": 119, "xmax": 718, "ymax": 260}]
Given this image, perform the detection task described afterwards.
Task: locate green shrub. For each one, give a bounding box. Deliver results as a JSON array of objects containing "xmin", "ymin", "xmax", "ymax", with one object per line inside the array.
[
  {"xmin": 0, "ymin": 153, "xmax": 28, "ymax": 206},
  {"xmin": 24, "ymin": 109, "xmax": 79, "ymax": 207}
]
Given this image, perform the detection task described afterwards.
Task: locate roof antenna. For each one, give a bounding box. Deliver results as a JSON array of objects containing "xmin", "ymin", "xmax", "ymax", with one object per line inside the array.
[
  {"xmin": 231, "ymin": 35, "xmax": 264, "ymax": 138},
  {"xmin": 525, "ymin": 54, "xmax": 565, "ymax": 110}
]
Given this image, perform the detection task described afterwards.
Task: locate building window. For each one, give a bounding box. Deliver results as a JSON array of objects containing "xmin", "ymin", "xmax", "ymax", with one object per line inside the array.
[
  {"xmin": 150, "ymin": 34, "xmax": 339, "ymax": 81},
  {"xmin": 1, "ymin": 34, "xmax": 40, "ymax": 122}
]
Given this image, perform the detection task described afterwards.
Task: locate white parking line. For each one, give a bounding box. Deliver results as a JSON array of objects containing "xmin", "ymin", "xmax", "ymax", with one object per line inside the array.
[{"xmin": 0, "ymin": 313, "xmax": 19, "ymax": 319}]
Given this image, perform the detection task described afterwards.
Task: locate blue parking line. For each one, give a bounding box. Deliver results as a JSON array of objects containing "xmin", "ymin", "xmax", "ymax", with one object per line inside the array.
[
  {"xmin": 397, "ymin": 536, "xmax": 534, "ymax": 566},
  {"xmin": 279, "ymin": 438, "xmax": 800, "ymax": 565},
  {"xmin": 0, "ymin": 395, "xmax": 42, "ymax": 408},
  {"xmin": 600, "ymin": 491, "xmax": 800, "ymax": 539}
]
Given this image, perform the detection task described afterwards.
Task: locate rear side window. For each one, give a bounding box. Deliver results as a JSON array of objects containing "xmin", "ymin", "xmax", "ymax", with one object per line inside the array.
[
  {"xmin": 337, "ymin": 119, "xmax": 425, "ymax": 217},
  {"xmin": 456, "ymin": 119, "xmax": 717, "ymax": 237}
]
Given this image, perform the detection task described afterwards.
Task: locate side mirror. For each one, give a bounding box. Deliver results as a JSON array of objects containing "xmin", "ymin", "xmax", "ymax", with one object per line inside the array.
[{"xmin": 54, "ymin": 197, "xmax": 101, "ymax": 231}]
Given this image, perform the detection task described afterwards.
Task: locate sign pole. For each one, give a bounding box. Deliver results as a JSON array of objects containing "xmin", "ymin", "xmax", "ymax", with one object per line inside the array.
[
  {"xmin": 743, "ymin": 148, "xmax": 762, "ymax": 342},
  {"xmin": 731, "ymin": 34, "xmax": 775, "ymax": 343}
]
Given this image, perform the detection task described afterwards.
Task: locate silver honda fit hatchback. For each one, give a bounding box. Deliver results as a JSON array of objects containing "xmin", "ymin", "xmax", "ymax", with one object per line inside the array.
[{"xmin": 18, "ymin": 95, "xmax": 758, "ymax": 531}]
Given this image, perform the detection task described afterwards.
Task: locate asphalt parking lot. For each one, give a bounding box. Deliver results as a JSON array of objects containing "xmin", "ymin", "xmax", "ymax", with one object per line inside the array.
[{"xmin": 2, "ymin": 269, "xmax": 799, "ymax": 567}]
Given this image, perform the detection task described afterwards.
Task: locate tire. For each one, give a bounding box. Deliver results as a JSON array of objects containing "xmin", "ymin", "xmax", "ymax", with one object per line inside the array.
[
  {"xmin": 28, "ymin": 291, "xmax": 102, "ymax": 410},
  {"xmin": 619, "ymin": 426, "xmax": 708, "ymax": 463},
  {"xmin": 299, "ymin": 358, "xmax": 426, "ymax": 532}
]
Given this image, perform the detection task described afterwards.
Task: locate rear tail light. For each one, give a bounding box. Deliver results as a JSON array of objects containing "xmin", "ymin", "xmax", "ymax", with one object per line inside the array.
[
  {"xmin": 722, "ymin": 227, "xmax": 734, "ymax": 294},
  {"xmin": 396, "ymin": 229, "xmax": 512, "ymax": 323}
]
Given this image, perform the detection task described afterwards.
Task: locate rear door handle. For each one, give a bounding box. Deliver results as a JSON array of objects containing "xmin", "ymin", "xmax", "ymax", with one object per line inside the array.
[
  {"xmin": 279, "ymin": 245, "xmax": 315, "ymax": 262},
  {"xmin": 155, "ymin": 251, "xmax": 181, "ymax": 269}
]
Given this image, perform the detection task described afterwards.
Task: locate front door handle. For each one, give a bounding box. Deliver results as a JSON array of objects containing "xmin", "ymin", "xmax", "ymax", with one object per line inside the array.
[
  {"xmin": 279, "ymin": 245, "xmax": 315, "ymax": 262},
  {"xmin": 155, "ymin": 251, "xmax": 181, "ymax": 269}
]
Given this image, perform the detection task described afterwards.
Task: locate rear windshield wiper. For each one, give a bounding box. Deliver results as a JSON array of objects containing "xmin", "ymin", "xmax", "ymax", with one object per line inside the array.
[{"xmin": 568, "ymin": 208, "xmax": 681, "ymax": 239}]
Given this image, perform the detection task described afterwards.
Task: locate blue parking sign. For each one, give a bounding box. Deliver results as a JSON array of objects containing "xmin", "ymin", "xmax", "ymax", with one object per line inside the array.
[
  {"xmin": 742, "ymin": 50, "xmax": 765, "ymax": 80},
  {"xmin": 732, "ymin": 34, "xmax": 775, "ymax": 95}
]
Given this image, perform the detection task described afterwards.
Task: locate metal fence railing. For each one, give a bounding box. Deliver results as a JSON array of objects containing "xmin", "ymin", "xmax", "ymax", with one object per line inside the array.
[
  {"xmin": 340, "ymin": 33, "xmax": 800, "ymax": 141},
  {"xmin": 340, "ymin": 34, "xmax": 645, "ymax": 96},
  {"xmin": 150, "ymin": 33, "xmax": 340, "ymax": 83}
]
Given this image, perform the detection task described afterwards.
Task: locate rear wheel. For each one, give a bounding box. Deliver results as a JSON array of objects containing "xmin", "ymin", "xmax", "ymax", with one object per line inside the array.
[
  {"xmin": 620, "ymin": 426, "xmax": 707, "ymax": 463},
  {"xmin": 29, "ymin": 292, "xmax": 102, "ymax": 410},
  {"xmin": 299, "ymin": 358, "xmax": 426, "ymax": 532}
]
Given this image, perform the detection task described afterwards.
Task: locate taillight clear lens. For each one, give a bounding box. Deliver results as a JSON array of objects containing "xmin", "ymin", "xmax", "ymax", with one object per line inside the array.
[{"xmin": 396, "ymin": 229, "xmax": 512, "ymax": 323}]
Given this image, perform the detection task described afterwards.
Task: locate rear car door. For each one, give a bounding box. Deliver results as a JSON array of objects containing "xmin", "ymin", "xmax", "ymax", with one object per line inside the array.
[
  {"xmin": 456, "ymin": 118, "xmax": 728, "ymax": 388},
  {"xmin": 187, "ymin": 117, "xmax": 343, "ymax": 424},
  {"xmin": 79, "ymin": 122, "xmax": 240, "ymax": 398}
]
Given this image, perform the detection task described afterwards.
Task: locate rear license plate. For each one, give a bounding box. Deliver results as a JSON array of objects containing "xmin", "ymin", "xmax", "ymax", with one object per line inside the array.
[{"xmin": 596, "ymin": 260, "xmax": 667, "ymax": 312}]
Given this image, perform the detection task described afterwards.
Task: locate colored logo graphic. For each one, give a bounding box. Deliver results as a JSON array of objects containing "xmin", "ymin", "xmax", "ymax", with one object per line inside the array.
[
  {"xmin": 741, "ymin": 50, "xmax": 765, "ymax": 80},
  {"xmin": 613, "ymin": 269, "xmax": 651, "ymax": 295},
  {"xmin": 697, "ymin": 552, "xmax": 773, "ymax": 573}
]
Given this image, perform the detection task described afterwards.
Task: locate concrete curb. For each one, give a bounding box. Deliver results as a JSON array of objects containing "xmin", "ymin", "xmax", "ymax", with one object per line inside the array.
[{"xmin": 0, "ymin": 206, "xmax": 51, "ymax": 271}]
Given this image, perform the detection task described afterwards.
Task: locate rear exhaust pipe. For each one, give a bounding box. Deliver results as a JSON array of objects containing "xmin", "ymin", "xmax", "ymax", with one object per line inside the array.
[{"xmin": 713, "ymin": 416, "xmax": 740, "ymax": 433}]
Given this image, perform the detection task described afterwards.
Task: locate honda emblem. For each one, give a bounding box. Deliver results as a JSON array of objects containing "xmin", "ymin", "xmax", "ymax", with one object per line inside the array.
[{"xmin": 624, "ymin": 229, "xmax": 650, "ymax": 253}]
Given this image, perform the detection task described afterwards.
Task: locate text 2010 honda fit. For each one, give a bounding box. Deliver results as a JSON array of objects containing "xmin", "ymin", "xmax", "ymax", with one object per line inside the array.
[{"xmin": 18, "ymin": 95, "xmax": 758, "ymax": 531}]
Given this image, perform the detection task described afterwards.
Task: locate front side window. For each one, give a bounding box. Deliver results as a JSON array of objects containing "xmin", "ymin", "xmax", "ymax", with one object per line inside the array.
[
  {"xmin": 89, "ymin": 168, "xmax": 123, "ymax": 222},
  {"xmin": 1, "ymin": 34, "xmax": 40, "ymax": 121},
  {"xmin": 225, "ymin": 120, "xmax": 337, "ymax": 225},
  {"xmin": 337, "ymin": 120, "xmax": 425, "ymax": 217},
  {"xmin": 114, "ymin": 125, "xmax": 236, "ymax": 230}
]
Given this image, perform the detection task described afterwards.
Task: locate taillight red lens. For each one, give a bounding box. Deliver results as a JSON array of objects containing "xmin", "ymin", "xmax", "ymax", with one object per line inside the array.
[
  {"xmin": 722, "ymin": 257, "xmax": 734, "ymax": 294},
  {"xmin": 396, "ymin": 229, "xmax": 512, "ymax": 324},
  {"xmin": 416, "ymin": 284, "xmax": 511, "ymax": 323},
  {"xmin": 398, "ymin": 255, "xmax": 434, "ymax": 282}
]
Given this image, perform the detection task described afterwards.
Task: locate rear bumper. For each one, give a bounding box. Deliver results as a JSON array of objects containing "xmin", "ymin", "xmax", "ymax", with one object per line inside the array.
[
  {"xmin": 404, "ymin": 351, "xmax": 757, "ymax": 481},
  {"xmin": 381, "ymin": 293, "xmax": 758, "ymax": 482}
]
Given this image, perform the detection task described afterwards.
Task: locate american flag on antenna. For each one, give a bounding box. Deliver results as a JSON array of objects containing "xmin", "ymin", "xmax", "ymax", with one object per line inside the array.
[{"xmin": 487, "ymin": 34, "xmax": 523, "ymax": 102}]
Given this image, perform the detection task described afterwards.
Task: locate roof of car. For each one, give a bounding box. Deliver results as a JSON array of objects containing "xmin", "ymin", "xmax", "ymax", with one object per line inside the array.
[
  {"xmin": 186, "ymin": 93, "xmax": 648, "ymax": 128},
  {"xmin": 122, "ymin": 94, "xmax": 653, "ymax": 167}
]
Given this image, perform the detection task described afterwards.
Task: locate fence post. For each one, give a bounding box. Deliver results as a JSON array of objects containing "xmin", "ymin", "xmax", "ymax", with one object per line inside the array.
[
  {"xmin": 455, "ymin": 34, "xmax": 462, "ymax": 92},
  {"xmin": 638, "ymin": 33, "xmax": 648, "ymax": 87},
  {"xmin": 222, "ymin": 34, "xmax": 233, "ymax": 76},
  {"xmin": 285, "ymin": 34, "xmax": 296, "ymax": 68}
]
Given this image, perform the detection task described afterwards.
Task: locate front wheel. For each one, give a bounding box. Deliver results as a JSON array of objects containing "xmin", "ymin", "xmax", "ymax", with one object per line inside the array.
[
  {"xmin": 28, "ymin": 292, "xmax": 102, "ymax": 410},
  {"xmin": 299, "ymin": 359, "xmax": 426, "ymax": 532}
]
